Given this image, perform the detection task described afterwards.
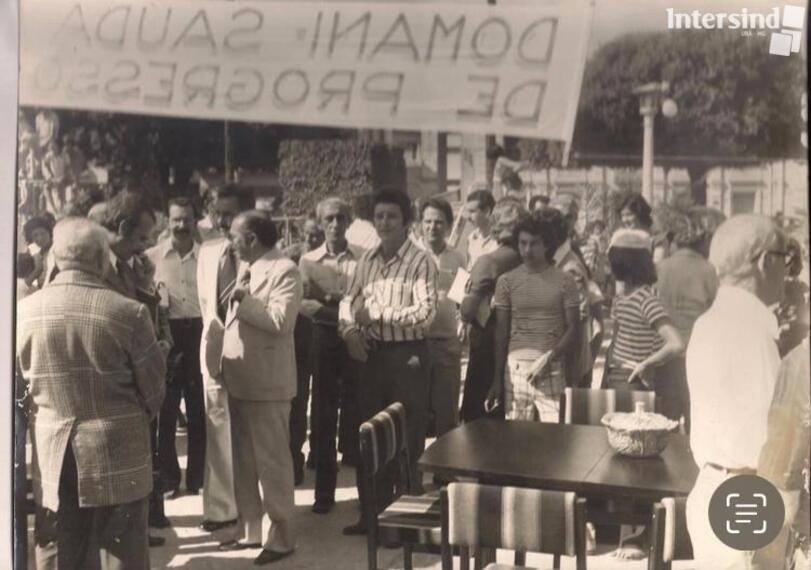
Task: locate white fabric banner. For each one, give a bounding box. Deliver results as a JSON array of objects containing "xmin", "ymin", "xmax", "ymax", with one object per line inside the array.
[{"xmin": 20, "ymin": 0, "xmax": 592, "ymax": 140}]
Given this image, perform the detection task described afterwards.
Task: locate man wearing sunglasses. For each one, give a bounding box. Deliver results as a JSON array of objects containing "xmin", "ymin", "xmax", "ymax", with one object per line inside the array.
[{"xmin": 685, "ymin": 214, "xmax": 788, "ymax": 569}]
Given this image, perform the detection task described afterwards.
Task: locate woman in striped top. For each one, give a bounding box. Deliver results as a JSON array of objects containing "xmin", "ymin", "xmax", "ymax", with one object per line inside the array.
[{"xmin": 602, "ymin": 229, "xmax": 684, "ymax": 392}]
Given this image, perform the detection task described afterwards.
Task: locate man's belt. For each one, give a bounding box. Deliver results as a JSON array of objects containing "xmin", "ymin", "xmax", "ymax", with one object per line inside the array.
[
  {"xmin": 367, "ymin": 338, "xmax": 426, "ymax": 351},
  {"xmin": 704, "ymin": 462, "xmax": 757, "ymax": 475}
]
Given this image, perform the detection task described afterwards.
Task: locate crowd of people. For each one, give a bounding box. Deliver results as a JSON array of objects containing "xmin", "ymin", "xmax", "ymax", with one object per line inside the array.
[{"xmin": 14, "ymin": 179, "xmax": 810, "ymax": 569}]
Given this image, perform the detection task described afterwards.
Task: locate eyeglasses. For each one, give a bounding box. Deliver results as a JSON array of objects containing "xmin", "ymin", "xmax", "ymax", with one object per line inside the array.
[{"xmin": 753, "ymin": 249, "xmax": 792, "ymax": 267}]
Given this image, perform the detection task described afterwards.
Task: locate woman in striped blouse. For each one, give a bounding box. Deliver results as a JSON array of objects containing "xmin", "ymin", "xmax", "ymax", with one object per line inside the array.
[{"xmin": 602, "ymin": 229, "xmax": 684, "ymax": 392}]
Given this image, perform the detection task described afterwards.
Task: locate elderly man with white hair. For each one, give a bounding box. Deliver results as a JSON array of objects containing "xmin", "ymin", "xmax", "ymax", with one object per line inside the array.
[
  {"xmin": 686, "ymin": 214, "xmax": 789, "ymax": 569},
  {"xmin": 16, "ymin": 217, "xmax": 167, "ymax": 569}
]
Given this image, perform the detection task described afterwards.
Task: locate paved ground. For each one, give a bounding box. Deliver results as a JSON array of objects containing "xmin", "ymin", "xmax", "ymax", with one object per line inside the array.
[
  {"xmin": 144, "ymin": 444, "xmax": 699, "ymax": 570},
  {"xmin": 25, "ymin": 319, "xmax": 694, "ymax": 568},
  {"xmin": 144, "ymin": 329, "xmax": 624, "ymax": 569}
]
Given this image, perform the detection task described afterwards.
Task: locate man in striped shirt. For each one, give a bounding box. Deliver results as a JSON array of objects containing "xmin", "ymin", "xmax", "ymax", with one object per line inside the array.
[{"xmin": 339, "ymin": 190, "xmax": 438, "ymax": 535}]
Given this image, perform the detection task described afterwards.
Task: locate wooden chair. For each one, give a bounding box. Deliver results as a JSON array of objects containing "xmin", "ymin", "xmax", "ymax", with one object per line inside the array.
[
  {"xmin": 561, "ymin": 388, "xmax": 659, "ymax": 530},
  {"xmin": 648, "ymin": 498, "xmax": 693, "ymax": 570},
  {"xmin": 440, "ymin": 482, "xmax": 588, "ymax": 570},
  {"xmin": 359, "ymin": 402, "xmax": 442, "ymax": 570},
  {"xmin": 561, "ymin": 387, "xmax": 658, "ymax": 425}
]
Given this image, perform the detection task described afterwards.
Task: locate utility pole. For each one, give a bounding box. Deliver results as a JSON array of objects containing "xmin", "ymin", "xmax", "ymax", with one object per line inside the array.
[
  {"xmin": 633, "ymin": 82, "xmax": 675, "ymax": 204},
  {"xmin": 224, "ymin": 121, "xmax": 233, "ymax": 183}
]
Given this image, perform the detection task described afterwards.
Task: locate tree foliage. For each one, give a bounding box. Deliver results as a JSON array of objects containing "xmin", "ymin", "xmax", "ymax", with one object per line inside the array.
[
  {"xmin": 278, "ymin": 140, "xmax": 406, "ymax": 216},
  {"xmin": 571, "ymin": 30, "xmax": 805, "ymax": 203}
]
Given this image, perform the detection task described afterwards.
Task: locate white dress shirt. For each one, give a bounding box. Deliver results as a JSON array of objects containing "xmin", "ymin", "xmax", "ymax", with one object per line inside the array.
[
  {"xmin": 418, "ymin": 238, "xmax": 466, "ymax": 340},
  {"xmin": 687, "ymin": 285, "xmax": 780, "ymax": 469},
  {"xmin": 146, "ymin": 239, "xmax": 201, "ymax": 319},
  {"xmin": 466, "ymin": 227, "xmax": 497, "ymax": 270},
  {"xmin": 346, "ymin": 219, "xmax": 381, "ymax": 251},
  {"xmin": 300, "ymin": 242, "xmax": 363, "ymax": 326}
]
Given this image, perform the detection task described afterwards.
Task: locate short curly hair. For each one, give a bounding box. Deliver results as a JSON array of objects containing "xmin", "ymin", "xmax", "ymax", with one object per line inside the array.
[
  {"xmin": 23, "ymin": 215, "xmax": 54, "ymax": 245},
  {"xmin": 514, "ymin": 210, "xmax": 566, "ymax": 263},
  {"xmin": 420, "ymin": 197, "xmax": 454, "ymax": 225},
  {"xmin": 373, "ymin": 190, "xmax": 413, "ymax": 225},
  {"xmin": 514, "ymin": 214, "xmax": 563, "ymax": 263},
  {"xmin": 491, "ymin": 198, "xmax": 529, "ymax": 246},
  {"xmin": 102, "ymin": 191, "xmax": 156, "ymax": 235},
  {"xmin": 619, "ymin": 194, "xmax": 653, "ymax": 230},
  {"xmin": 609, "ymin": 247, "xmax": 657, "ymax": 286}
]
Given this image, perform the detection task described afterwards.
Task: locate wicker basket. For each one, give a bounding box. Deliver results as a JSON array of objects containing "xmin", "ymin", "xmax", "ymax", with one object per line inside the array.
[{"xmin": 601, "ymin": 412, "xmax": 679, "ymax": 458}]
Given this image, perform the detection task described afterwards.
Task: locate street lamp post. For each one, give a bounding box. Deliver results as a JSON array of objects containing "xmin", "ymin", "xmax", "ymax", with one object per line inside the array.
[{"xmin": 633, "ymin": 82, "xmax": 674, "ymax": 204}]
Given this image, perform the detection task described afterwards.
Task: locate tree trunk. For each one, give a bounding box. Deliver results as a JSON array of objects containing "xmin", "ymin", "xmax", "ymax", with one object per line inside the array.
[{"xmin": 687, "ymin": 163, "xmax": 710, "ymax": 206}]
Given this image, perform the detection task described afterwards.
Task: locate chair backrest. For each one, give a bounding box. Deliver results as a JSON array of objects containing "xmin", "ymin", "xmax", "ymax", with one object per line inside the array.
[
  {"xmin": 359, "ymin": 402, "xmax": 410, "ymax": 488},
  {"xmin": 563, "ymin": 387, "xmax": 657, "ymax": 425},
  {"xmin": 441, "ymin": 482, "xmax": 585, "ymax": 558},
  {"xmin": 649, "ymin": 497, "xmax": 693, "ymax": 570}
]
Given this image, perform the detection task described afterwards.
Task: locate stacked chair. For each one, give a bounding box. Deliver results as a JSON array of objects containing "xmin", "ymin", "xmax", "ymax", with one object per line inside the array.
[
  {"xmin": 440, "ymin": 481, "xmax": 588, "ymax": 570},
  {"xmin": 358, "ymin": 402, "xmax": 442, "ymax": 570}
]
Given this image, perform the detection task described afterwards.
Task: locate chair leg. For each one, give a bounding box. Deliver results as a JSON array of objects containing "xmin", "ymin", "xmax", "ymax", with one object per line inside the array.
[
  {"xmin": 440, "ymin": 542, "xmax": 453, "ymax": 570},
  {"xmin": 553, "ymin": 553, "xmax": 561, "ymax": 569},
  {"xmin": 460, "ymin": 546, "xmax": 471, "ymax": 570},
  {"xmin": 403, "ymin": 542, "xmax": 413, "ymax": 570},
  {"xmin": 475, "ymin": 546, "xmax": 496, "ymax": 570},
  {"xmin": 366, "ymin": 531, "xmax": 378, "ymax": 570}
]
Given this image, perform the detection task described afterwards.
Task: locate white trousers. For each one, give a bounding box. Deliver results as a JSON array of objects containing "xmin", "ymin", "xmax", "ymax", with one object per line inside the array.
[
  {"xmin": 229, "ymin": 398, "xmax": 296, "ymax": 553},
  {"xmin": 686, "ymin": 465, "xmax": 754, "ymax": 570},
  {"xmin": 202, "ymin": 378, "xmax": 238, "ymax": 523}
]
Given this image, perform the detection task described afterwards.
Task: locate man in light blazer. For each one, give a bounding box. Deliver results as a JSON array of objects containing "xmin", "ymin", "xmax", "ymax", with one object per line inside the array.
[
  {"xmin": 17, "ymin": 218, "xmax": 166, "ymax": 569},
  {"xmin": 221, "ymin": 210, "xmax": 301, "ymax": 565},
  {"xmin": 196, "ymin": 184, "xmax": 253, "ymax": 538}
]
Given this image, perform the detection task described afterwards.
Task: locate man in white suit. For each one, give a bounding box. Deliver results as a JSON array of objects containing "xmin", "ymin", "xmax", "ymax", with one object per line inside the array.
[
  {"xmin": 196, "ymin": 184, "xmax": 253, "ymax": 538},
  {"xmin": 222, "ymin": 210, "xmax": 301, "ymax": 565}
]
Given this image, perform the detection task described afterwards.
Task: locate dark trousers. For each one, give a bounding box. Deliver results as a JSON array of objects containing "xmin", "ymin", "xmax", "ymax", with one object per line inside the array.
[
  {"xmin": 601, "ymin": 359, "xmax": 688, "ymax": 429},
  {"xmin": 356, "ymin": 340, "xmax": 431, "ymax": 520},
  {"xmin": 149, "ymin": 419, "xmax": 164, "ymax": 521},
  {"xmin": 460, "ymin": 324, "xmax": 504, "ymax": 423},
  {"xmin": 290, "ymin": 316, "xmax": 313, "ymax": 473},
  {"xmin": 311, "ymin": 324, "xmax": 360, "ymax": 503},
  {"xmin": 35, "ymin": 446, "xmax": 150, "ymax": 570},
  {"xmin": 653, "ymin": 357, "xmax": 690, "ymax": 432},
  {"xmin": 158, "ymin": 318, "xmax": 205, "ymax": 492}
]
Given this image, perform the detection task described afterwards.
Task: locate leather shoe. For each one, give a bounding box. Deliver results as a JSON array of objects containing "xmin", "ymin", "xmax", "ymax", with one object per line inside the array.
[
  {"xmin": 218, "ymin": 540, "xmax": 262, "ymax": 551},
  {"xmin": 311, "ymin": 500, "xmax": 335, "ymax": 514},
  {"xmin": 254, "ymin": 549, "xmax": 294, "ymax": 565},
  {"xmin": 149, "ymin": 513, "xmax": 172, "ymax": 528},
  {"xmin": 342, "ymin": 521, "xmax": 367, "ymax": 535},
  {"xmin": 199, "ymin": 518, "xmax": 238, "ymax": 532},
  {"xmin": 148, "ymin": 535, "xmax": 166, "ymax": 548}
]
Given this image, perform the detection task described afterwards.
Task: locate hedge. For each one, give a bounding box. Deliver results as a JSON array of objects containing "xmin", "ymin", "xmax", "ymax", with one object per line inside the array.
[{"xmin": 278, "ymin": 140, "xmax": 406, "ymax": 216}]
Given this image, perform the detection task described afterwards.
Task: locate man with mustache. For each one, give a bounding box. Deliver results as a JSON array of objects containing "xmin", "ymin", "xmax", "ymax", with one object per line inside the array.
[
  {"xmin": 196, "ymin": 184, "xmax": 255, "ymax": 545},
  {"xmin": 99, "ymin": 189, "xmax": 173, "ymax": 544},
  {"xmin": 147, "ymin": 197, "xmax": 206, "ymax": 500}
]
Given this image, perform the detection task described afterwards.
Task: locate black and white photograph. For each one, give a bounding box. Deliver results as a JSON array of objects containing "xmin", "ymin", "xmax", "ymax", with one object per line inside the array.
[{"xmin": 4, "ymin": 0, "xmax": 809, "ymax": 568}]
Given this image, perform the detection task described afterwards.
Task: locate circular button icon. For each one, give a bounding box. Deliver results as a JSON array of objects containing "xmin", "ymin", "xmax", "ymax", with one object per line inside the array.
[{"xmin": 709, "ymin": 474, "xmax": 784, "ymax": 550}]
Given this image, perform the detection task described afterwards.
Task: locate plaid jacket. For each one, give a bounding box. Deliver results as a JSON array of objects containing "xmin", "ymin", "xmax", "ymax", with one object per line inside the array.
[{"xmin": 16, "ymin": 270, "xmax": 166, "ymax": 510}]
